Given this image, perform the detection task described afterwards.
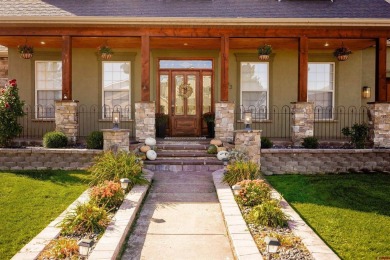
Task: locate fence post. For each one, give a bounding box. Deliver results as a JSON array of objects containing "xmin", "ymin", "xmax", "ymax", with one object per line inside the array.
[
  {"xmin": 290, "ymin": 102, "xmax": 314, "ymax": 146},
  {"xmin": 55, "ymin": 100, "xmax": 79, "ymax": 144},
  {"xmin": 368, "ymin": 102, "xmax": 390, "ymax": 148},
  {"xmin": 215, "ymin": 102, "xmax": 235, "ymax": 143}
]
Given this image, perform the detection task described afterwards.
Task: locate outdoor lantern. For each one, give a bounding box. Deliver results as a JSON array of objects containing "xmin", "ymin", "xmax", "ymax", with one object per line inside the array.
[
  {"xmin": 232, "ymin": 184, "xmax": 241, "ymax": 196},
  {"xmin": 265, "ymin": 236, "xmax": 280, "ymax": 254},
  {"xmin": 112, "ymin": 111, "xmax": 120, "ymax": 129},
  {"xmin": 222, "ymin": 157, "xmax": 229, "ymax": 172},
  {"xmin": 78, "ymin": 239, "xmax": 94, "ymax": 257},
  {"xmin": 362, "ymin": 86, "xmax": 371, "ymax": 99},
  {"xmin": 244, "ymin": 111, "xmax": 252, "ymax": 131},
  {"xmin": 120, "ymin": 178, "xmax": 130, "ymax": 191}
]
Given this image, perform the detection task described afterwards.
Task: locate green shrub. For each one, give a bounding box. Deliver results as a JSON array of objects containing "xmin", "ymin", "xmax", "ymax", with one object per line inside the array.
[
  {"xmin": 90, "ymin": 180, "xmax": 124, "ymax": 210},
  {"xmin": 40, "ymin": 238, "xmax": 79, "ymax": 259},
  {"xmin": 88, "ymin": 151, "xmax": 148, "ymax": 186},
  {"xmin": 235, "ymin": 179, "xmax": 271, "ymax": 206},
  {"xmin": 223, "ymin": 160, "xmax": 260, "ymax": 186},
  {"xmin": 59, "ymin": 202, "xmax": 111, "ymax": 235},
  {"xmin": 302, "ymin": 137, "xmax": 319, "ymax": 149},
  {"xmin": 342, "ymin": 123, "xmax": 370, "ymax": 149},
  {"xmin": 227, "ymin": 148, "xmax": 249, "ymax": 162},
  {"xmin": 86, "ymin": 131, "xmax": 103, "ymax": 149},
  {"xmin": 43, "ymin": 131, "xmax": 68, "ymax": 148},
  {"xmin": 248, "ymin": 199, "xmax": 289, "ymax": 228},
  {"xmin": 261, "ymin": 137, "xmax": 273, "ymax": 149}
]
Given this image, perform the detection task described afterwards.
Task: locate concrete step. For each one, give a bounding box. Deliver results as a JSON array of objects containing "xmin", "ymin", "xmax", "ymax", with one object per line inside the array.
[{"xmin": 157, "ymin": 151, "xmax": 215, "ymax": 157}]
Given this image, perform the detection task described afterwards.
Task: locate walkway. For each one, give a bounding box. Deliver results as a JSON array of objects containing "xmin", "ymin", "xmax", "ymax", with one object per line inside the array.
[{"xmin": 121, "ymin": 171, "xmax": 234, "ymax": 260}]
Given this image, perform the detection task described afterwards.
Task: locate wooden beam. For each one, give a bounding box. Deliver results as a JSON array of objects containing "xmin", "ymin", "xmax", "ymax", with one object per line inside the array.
[
  {"xmin": 141, "ymin": 35, "xmax": 150, "ymax": 102},
  {"xmin": 298, "ymin": 36, "xmax": 308, "ymax": 102},
  {"xmin": 221, "ymin": 36, "xmax": 229, "ymax": 102},
  {"xmin": 375, "ymin": 37, "xmax": 387, "ymax": 102},
  {"xmin": 62, "ymin": 35, "xmax": 72, "ymax": 100}
]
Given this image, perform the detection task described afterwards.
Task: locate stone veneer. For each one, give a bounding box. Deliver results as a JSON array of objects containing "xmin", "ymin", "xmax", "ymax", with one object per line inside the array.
[
  {"xmin": 290, "ymin": 102, "xmax": 314, "ymax": 146},
  {"xmin": 368, "ymin": 102, "xmax": 390, "ymax": 148},
  {"xmin": 261, "ymin": 149, "xmax": 390, "ymax": 175},
  {"xmin": 215, "ymin": 102, "xmax": 235, "ymax": 143},
  {"xmin": 55, "ymin": 100, "xmax": 79, "ymax": 144},
  {"xmin": 102, "ymin": 129, "xmax": 130, "ymax": 152},
  {"xmin": 234, "ymin": 130, "xmax": 261, "ymax": 165},
  {"xmin": 135, "ymin": 101, "xmax": 155, "ymax": 142}
]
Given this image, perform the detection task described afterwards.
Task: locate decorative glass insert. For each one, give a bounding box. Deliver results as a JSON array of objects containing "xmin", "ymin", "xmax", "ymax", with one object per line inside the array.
[
  {"xmin": 159, "ymin": 74, "xmax": 169, "ymax": 114},
  {"xmin": 202, "ymin": 75, "xmax": 212, "ymax": 114},
  {"xmin": 174, "ymin": 75, "xmax": 184, "ymax": 115},
  {"xmin": 159, "ymin": 60, "xmax": 212, "ymax": 69},
  {"xmin": 187, "ymin": 75, "xmax": 196, "ymax": 115}
]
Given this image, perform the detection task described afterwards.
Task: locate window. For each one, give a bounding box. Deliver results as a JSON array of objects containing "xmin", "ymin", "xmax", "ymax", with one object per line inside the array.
[
  {"xmin": 240, "ymin": 62, "xmax": 269, "ymax": 119},
  {"xmin": 35, "ymin": 61, "xmax": 62, "ymax": 118},
  {"xmin": 102, "ymin": 61, "xmax": 131, "ymax": 119},
  {"xmin": 308, "ymin": 62, "xmax": 335, "ymax": 119}
]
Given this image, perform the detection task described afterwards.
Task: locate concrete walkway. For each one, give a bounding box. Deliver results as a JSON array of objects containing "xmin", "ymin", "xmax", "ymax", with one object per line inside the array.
[{"xmin": 122, "ymin": 171, "xmax": 234, "ymax": 260}]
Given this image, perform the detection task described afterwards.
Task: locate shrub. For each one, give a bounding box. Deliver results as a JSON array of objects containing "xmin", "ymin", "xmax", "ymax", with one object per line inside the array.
[
  {"xmin": 235, "ymin": 180, "xmax": 271, "ymax": 206},
  {"xmin": 59, "ymin": 202, "xmax": 111, "ymax": 235},
  {"xmin": 261, "ymin": 137, "xmax": 273, "ymax": 149},
  {"xmin": 228, "ymin": 148, "xmax": 249, "ymax": 162},
  {"xmin": 40, "ymin": 238, "xmax": 79, "ymax": 259},
  {"xmin": 90, "ymin": 180, "xmax": 124, "ymax": 210},
  {"xmin": 0, "ymin": 79, "xmax": 25, "ymax": 147},
  {"xmin": 223, "ymin": 160, "xmax": 261, "ymax": 186},
  {"xmin": 43, "ymin": 131, "xmax": 68, "ymax": 148},
  {"xmin": 302, "ymin": 137, "xmax": 319, "ymax": 149},
  {"xmin": 248, "ymin": 199, "xmax": 289, "ymax": 228},
  {"xmin": 86, "ymin": 131, "xmax": 103, "ymax": 149},
  {"xmin": 342, "ymin": 123, "xmax": 370, "ymax": 149},
  {"xmin": 88, "ymin": 151, "xmax": 148, "ymax": 186}
]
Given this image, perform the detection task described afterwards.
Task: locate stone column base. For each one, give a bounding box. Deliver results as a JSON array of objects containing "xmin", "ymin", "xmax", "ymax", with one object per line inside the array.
[
  {"xmin": 55, "ymin": 100, "xmax": 79, "ymax": 144},
  {"xmin": 135, "ymin": 102, "xmax": 155, "ymax": 142},
  {"xmin": 102, "ymin": 129, "xmax": 130, "ymax": 152},
  {"xmin": 290, "ymin": 102, "xmax": 314, "ymax": 146},
  {"xmin": 234, "ymin": 130, "xmax": 261, "ymax": 165},
  {"xmin": 368, "ymin": 102, "xmax": 390, "ymax": 148},
  {"xmin": 215, "ymin": 102, "xmax": 235, "ymax": 143}
]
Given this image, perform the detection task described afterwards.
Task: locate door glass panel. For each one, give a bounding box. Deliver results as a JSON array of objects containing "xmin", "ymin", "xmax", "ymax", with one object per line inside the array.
[
  {"xmin": 160, "ymin": 74, "xmax": 169, "ymax": 114},
  {"xmin": 160, "ymin": 60, "xmax": 212, "ymax": 69},
  {"xmin": 175, "ymin": 75, "xmax": 184, "ymax": 115},
  {"xmin": 203, "ymin": 75, "xmax": 212, "ymax": 114},
  {"xmin": 187, "ymin": 75, "xmax": 196, "ymax": 115}
]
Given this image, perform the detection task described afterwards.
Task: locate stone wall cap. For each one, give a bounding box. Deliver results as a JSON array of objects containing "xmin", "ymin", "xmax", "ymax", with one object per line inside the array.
[
  {"xmin": 234, "ymin": 130, "xmax": 262, "ymax": 133},
  {"xmin": 261, "ymin": 148, "xmax": 390, "ymax": 154},
  {"xmin": 101, "ymin": 129, "xmax": 131, "ymax": 132}
]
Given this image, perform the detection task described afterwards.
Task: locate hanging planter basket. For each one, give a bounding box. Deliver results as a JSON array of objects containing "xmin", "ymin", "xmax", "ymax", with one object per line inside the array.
[
  {"xmin": 333, "ymin": 46, "xmax": 352, "ymax": 62},
  {"xmin": 18, "ymin": 44, "xmax": 34, "ymax": 59},
  {"xmin": 258, "ymin": 54, "xmax": 270, "ymax": 61},
  {"xmin": 20, "ymin": 53, "xmax": 33, "ymax": 59},
  {"xmin": 337, "ymin": 55, "xmax": 349, "ymax": 61},
  {"xmin": 101, "ymin": 53, "xmax": 112, "ymax": 60}
]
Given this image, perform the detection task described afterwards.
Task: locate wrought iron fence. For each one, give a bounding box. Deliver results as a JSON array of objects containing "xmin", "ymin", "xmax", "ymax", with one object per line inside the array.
[{"xmin": 17, "ymin": 104, "xmax": 56, "ymax": 139}]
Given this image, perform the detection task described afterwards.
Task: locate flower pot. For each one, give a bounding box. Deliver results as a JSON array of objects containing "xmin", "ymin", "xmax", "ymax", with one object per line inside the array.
[
  {"xmin": 337, "ymin": 55, "xmax": 349, "ymax": 61},
  {"xmin": 258, "ymin": 54, "xmax": 270, "ymax": 61},
  {"xmin": 207, "ymin": 122, "xmax": 215, "ymax": 138},
  {"xmin": 101, "ymin": 53, "xmax": 112, "ymax": 60},
  {"xmin": 20, "ymin": 53, "xmax": 33, "ymax": 59},
  {"xmin": 156, "ymin": 123, "xmax": 167, "ymax": 138}
]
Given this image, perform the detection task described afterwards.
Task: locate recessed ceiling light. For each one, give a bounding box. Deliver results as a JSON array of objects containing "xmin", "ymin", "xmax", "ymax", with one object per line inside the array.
[
  {"xmin": 324, "ymin": 42, "xmax": 329, "ymax": 47},
  {"xmin": 40, "ymin": 41, "xmax": 46, "ymax": 45},
  {"xmin": 184, "ymin": 43, "xmax": 188, "ymax": 46}
]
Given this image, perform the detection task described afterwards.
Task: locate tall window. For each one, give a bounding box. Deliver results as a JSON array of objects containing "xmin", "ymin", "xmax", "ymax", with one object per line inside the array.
[
  {"xmin": 35, "ymin": 61, "xmax": 62, "ymax": 118},
  {"xmin": 308, "ymin": 62, "xmax": 335, "ymax": 119},
  {"xmin": 102, "ymin": 61, "xmax": 131, "ymax": 118},
  {"xmin": 240, "ymin": 62, "xmax": 269, "ymax": 119}
]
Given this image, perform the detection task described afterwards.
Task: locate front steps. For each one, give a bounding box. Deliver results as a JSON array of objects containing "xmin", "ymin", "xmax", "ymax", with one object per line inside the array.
[{"xmin": 143, "ymin": 140, "xmax": 223, "ymax": 172}]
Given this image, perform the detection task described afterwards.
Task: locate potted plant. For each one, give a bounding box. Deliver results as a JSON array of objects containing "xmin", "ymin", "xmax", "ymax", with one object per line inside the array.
[
  {"xmin": 257, "ymin": 44, "xmax": 272, "ymax": 61},
  {"xmin": 18, "ymin": 44, "xmax": 34, "ymax": 59},
  {"xmin": 203, "ymin": 112, "xmax": 215, "ymax": 138},
  {"xmin": 155, "ymin": 113, "xmax": 169, "ymax": 138},
  {"xmin": 98, "ymin": 45, "xmax": 113, "ymax": 60},
  {"xmin": 333, "ymin": 46, "xmax": 352, "ymax": 61}
]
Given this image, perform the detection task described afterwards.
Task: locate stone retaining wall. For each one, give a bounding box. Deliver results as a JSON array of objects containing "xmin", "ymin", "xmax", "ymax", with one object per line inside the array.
[
  {"xmin": 0, "ymin": 148, "xmax": 102, "ymax": 170},
  {"xmin": 261, "ymin": 149, "xmax": 390, "ymax": 175}
]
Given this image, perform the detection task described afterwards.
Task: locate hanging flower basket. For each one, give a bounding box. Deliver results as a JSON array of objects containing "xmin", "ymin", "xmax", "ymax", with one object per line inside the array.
[
  {"xmin": 333, "ymin": 46, "xmax": 352, "ymax": 62},
  {"xmin": 18, "ymin": 44, "xmax": 34, "ymax": 59},
  {"xmin": 258, "ymin": 54, "xmax": 270, "ymax": 61},
  {"xmin": 98, "ymin": 45, "xmax": 113, "ymax": 60},
  {"xmin": 257, "ymin": 44, "xmax": 272, "ymax": 61},
  {"xmin": 20, "ymin": 53, "xmax": 33, "ymax": 59},
  {"xmin": 101, "ymin": 53, "xmax": 112, "ymax": 60},
  {"xmin": 336, "ymin": 55, "xmax": 349, "ymax": 61}
]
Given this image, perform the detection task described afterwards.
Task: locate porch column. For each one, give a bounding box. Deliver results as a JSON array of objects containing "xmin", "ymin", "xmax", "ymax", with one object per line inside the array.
[
  {"xmin": 215, "ymin": 102, "xmax": 234, "ymax": 143},
  {"xmin": 298, "ymin": 36, "xmax": 308, "ymax": 102},
  {"xmin": 62, "ymin": 35, "xmax": 72, "ymax": 100},
  {"xmin": 368, "ymin": 102, "xmax": 390, "ymax": 148},
  {"xmin": 135, "ymin": 101, "xmax": 155, "ymax": 141},
  {"xmin": 290, "ymin": 102, "xmax": 314, "ymax": 146},
  {"xmin": 375, "ymin": 37, "xmax": 388, "ymax": 102},
  {"xmin": 221, "ymin": 36, "xmax": 229, "ymax": 101},
  {"xmin": 55, "ymin": 100, "xmax": 79, "ymax": 144},
  {"xmin": 141, "ymin": 35, "xmax": 150, "ymax": 102}
]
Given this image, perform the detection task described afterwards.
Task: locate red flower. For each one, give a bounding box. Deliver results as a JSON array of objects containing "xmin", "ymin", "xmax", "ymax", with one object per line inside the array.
[
  {"xmin": 9, "ymin": 79, "xmax": 16, "ymax": 84},
  {"xmin": 5, "ymin": 103, "xmax": 10, "ymax": 108},
  {"xmin": 10, "ymin": 83, "xmax": 16, "ymax": 87}
]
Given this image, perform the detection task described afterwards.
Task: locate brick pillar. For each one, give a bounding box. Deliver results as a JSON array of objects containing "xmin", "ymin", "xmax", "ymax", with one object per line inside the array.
[
  {"xmin": 368, "ymin": 102, "xmax": 390, "ymax": 148},
  {"xmin": 234, "ymin": 130, "xmax": 261, "ymax": 165},
  {"xmin": 102, "ymin": 129, "xmax": 130, "ymax": 152},
  {"xmin": 215, "ymin": 102, "xmax": 234, "ymax": 143},
  {"xmin": 290, "ymin": 102, "xmax": 314, "ymax": 146},
  {"xmin": 135, "ymin": 101, "xmax": 155, "ymax": 142},
  {"xmin": 55, "ymin": 100, "xmax": 78, "ymax": 144}
]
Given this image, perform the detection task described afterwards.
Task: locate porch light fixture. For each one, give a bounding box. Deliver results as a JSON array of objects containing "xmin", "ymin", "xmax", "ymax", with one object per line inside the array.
[
  {"xmin": 264, "ymin": 236, "xmax": 280, "ymax": 258},
  {"xmin": 232, "ymin": 184, "xmax": 241, "ymax": 196},
  {"xmin": 222, "ymin": 157, "xmax": 229, "ymax": 172},
  {"xmin": 112, "ymin": 111, "xmax": 120, "ymax": 129},
  {"xmin": 78, "ymin": 239, "xmax": 94, "ymax": 258},
  {"xmin": 120, "ymin": 178, "xmax": 130, "ymax": 191},
  {"xmin": 362, "ymin": 86, "xmax": 371, "ymax": 99},
  {"xmin": 244, "ymin": 111, "xmax": 252, "ymax": 131}
]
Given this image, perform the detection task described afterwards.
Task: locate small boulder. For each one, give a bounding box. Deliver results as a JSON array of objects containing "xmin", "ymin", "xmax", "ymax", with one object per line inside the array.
[
  {"xmin": 210, "ymin": 139, "xmax": 222, "ymax": 147},
  {"xmin": 140, "ymin": 145, "xmax": 151, "ymax": 153}
]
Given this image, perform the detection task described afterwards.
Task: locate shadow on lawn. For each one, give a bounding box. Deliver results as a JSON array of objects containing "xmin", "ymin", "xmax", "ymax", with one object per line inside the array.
[
  {"xmin": 4, "ymin": 170, "xmax": 91, "ymax": 185},
  {"xmin": 266, "ymin": 172, "xmax": 390, "ymax": 217}
]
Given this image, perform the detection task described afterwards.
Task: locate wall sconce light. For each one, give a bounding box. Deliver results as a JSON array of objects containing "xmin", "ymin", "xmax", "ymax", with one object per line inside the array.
[
  {"xmin": 78, "ymin": 239, "xmax": 94, "ymax": 258},
  {"xmin": 112, "ymin": 111, "xmax": 120, "ymax": 129},
  {"xmin": 244, "ymin": 111, "xmax": 252, "ymax": 131},
  {"xmin": 120, "ymin": 178, "xmax": 130, "ymax": 191},
  {"xmin": 362, "ymin": 86, "xmax": 371, "ymax": 99},
  {"xmin": 264, "ymin": 236, "xmax": 280, "ymax": 259}
]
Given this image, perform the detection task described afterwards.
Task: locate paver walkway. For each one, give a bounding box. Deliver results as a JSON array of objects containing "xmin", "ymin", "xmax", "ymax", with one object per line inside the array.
[{"xmin": 122, "ymin": 171, "xmax": 234, "ymax": 260}]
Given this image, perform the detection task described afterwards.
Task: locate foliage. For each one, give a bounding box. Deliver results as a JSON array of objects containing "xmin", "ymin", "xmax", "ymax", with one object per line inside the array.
[
  {"xmin": 333, "ymin": 46, "xmax": 352, "ymax": 57},
  {"xmin": 261, "ymin": 137, "xmax": 273, "ymax": 149},
  {"xmin": 228, "ymin": 148, "xmax": 249, "ymax": 162},
  {"xmin": 203, "ymin": 112, "xmax": 215, "ymax": 123},
  {"xmin": 90, "ymin": 180, "xmax": 124, "ymax": 210},
  {"xmin": 223, "ymin": 160, "xmax": 261, "ymax": 186},
  {"xmin": 59, "ymin": 202, "xmax": 111, "ymax": 236},
  {"xmin": 341, "ymin": 123, "xmax": 370, "ymax": 148},
  {"xmin": 39, "ymin": 238, "xmax": 79, "ymax": 260},
  {"xmin": 302, "ymin": 136, "xmax": 319, "ymax": 149},
  {"xmin": 17, "ymin": 44, "xmax": 34, "ymax": 54},
  {"xmin": 0, "ymin": 79, "xmax": 25, "ymax": 147},
  {"xmin": 235, "ymin": 179, "xmax": 271, "ymax": 206},
  {"xmin": 97, "ymin": 45, "xmax": 113, "ymax": 54},
  {"xmin": 247, "ymin": 199, "xmax": 289, "ymax": 228},
  {"xmin": 207, "ymin": 144, "xmax": 218, "ymax": 154},
  {"xmin": 43, "ymin": 131, "xmax": 68, "ymax": 148},
  {"xmin": 155, "ymin": 112, "xmax": 169, "ymax": 125},
  {"xmin": 257, "ymin": 44, "xmax": 272, "ymax": 55},
  {"xmin": 88, "ymin": 151, "xmax": 147, "ymax": 186},
  {"xmin": 86, "ymin": 131, "xmax": 103, "ymax": 149}
]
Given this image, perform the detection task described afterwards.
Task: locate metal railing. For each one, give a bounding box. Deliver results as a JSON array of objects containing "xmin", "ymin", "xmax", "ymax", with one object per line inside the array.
[{"xmin": 17, "ymin": 104, "xmax": 56, "ymax": 139}]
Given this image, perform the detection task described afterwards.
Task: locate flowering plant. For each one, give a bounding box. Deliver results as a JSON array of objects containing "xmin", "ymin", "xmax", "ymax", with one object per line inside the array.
[
  {"xmin": 89, "ymin": 180, "xmax": 124, "ymax": 210},
  {"xmin": 202, "ymin": 112, "xmax": 215, "ymax": 123},
  {"xmin": 333, "ymin": 47, "xmax": 352, "ymax": 57},
  {"xmin": 97, "ymin": 45, "xmax": 113, "ymax": 55},
  {"xmin": 235, "ymin": 180, "xmax": 271, "ymax": 206},
  {"xmin": 17, "ymin": 44, "xmax": 34, "ymax": 54},
  {"xmin": 257, "ymin": 44, "xmax": 272, "ymax": 55}
]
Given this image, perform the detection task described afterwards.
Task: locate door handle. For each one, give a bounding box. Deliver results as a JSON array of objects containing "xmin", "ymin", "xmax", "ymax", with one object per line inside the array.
[{"xmin": 171, "ymin": 105, "xmax": 175, "ymax": 115}]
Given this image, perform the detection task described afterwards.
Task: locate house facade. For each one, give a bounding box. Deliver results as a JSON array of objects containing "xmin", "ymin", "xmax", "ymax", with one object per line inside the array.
[{"xmin": 0, "ymin": 0, "xmax": 390, "ymax": 146}]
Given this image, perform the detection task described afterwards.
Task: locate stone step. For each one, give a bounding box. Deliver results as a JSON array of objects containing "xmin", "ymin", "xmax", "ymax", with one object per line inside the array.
[
  {"xmin": 157, "ymin": 151, "xmax": 215, "ymax": 157},
  {"xmin": 144, "ymin": 163, "xmax": 223, "ymax": 172},
  {"xmin": 157, "ymin": 144, "xmax": 210, "ymax": 150},
  {"xmin": 145, "ymin": 158, "xmax": 222, "ymax": 165}
]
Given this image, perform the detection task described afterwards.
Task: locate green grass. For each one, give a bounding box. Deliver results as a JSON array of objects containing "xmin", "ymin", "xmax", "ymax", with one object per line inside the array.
[
  {"xmin": 266, "ymin": 173, "xmax": 390, "ymax": 260},
  {"xmin": 0, "ymin": 170, "xmax": 90, "ymax": 260}
]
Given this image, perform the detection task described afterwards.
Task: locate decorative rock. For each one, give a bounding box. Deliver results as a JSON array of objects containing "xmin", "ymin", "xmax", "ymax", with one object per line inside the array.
[
  {"xmin": 217, "ymin": 147, "xmax": 227, "ymax": 152},
  {"xmin": 146, "ymin": 150, "xmax": 157, "ymax": 160},
  {"xmin": 210, "ymin": 139, "xmax": 223, "ymax": 147},
  {"xmin": 145, "ymin": 137, "xmax": 156, "ymax": 146},
  {"xmin": 207, "ymin": 145, "xmax": 218, "ymax": 154},
  {"xmin": 140, "ymin": 145, "xmax": 151, "ymax": 153},
  {"xmin": 217, "ymin": 151, "xmax": 229, "ymax": 161}
]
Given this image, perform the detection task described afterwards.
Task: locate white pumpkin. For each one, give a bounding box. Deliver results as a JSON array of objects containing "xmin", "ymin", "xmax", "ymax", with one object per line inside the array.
[
  {"xmin": 145, "ymin": 137, "xmax": 157, "ymax": 146},
  {"xmin": 217, "ymin": 151, "xmax": 229, "ymax": 161},
  {"xmin": 146, "ymin": 150, "xmax": 157, "ymax": 160}
]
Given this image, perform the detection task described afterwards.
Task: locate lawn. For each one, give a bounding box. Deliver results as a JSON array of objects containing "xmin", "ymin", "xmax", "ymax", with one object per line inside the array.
[
  {"xmin": 266, "ymin": 173, "xmax": 390, "ymax": 260},
  {"xmin": 0, "ymin": 170, "xmax": 90, "ymax": 260}
]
